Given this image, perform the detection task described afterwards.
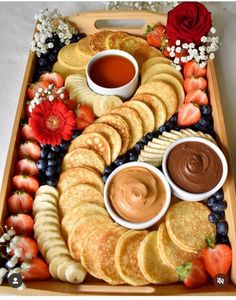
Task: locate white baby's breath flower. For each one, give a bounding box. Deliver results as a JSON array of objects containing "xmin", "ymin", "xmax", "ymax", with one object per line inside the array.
[
  {"xmin": 175, "ymin": 47, "xmax": 181, "ymax": 53},
  {"xmin": 175, "ymin": 40, "xmax": 181, "ymax": 46},
  {"xmin": 182, "ymin": 43, "xmax": 189, "ymax": 49},
  {"xmin": 210, "ymin": 27, "xmax": 216, "ymax": 34},
  {"xmin": 21, "ymin": 262, "xmax": 31, "ymax": 271},
  {"xmin": 201, "ymin": 36, "xmax": 208, "ymax": 43},
  {"xmin": 200, "ymin": 61, "xmax": 207, "ymax": 68},
  {"xmin": 209, "ymin": 52, "xmax": 215, "ymax": 60},
  {"xmin": 169, "ymin": 51, "xmax": 175, "ymax": 58},
  {"xmin": 175, "ymin": 65, "xmax": 182, "ymax": 71},
  {"xmin": 189, "ymin": 43, "xmax": 195, "ymax": 49},
  {"xmin": 174, "ymin": 57, "xmax": 180, "ymax": 64}
]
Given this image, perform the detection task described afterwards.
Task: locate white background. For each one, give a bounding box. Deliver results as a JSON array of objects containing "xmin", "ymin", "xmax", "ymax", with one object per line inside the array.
[{"xmin": 0, "ymin": 1, "xmax": 236, "ymax": 188}]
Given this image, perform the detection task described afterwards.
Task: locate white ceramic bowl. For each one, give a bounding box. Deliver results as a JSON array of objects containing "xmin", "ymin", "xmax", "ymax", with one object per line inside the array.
[
  {"xmin": 103, "ymin": 161, "xmax": 171, "ymax": 230},
  {"xmin": 86, "ymin": 49, "xmax": 139, "ymax": 100},
  {"xmin": 162, "ymin": 137, "xmax": 228, "ymax": 201}
]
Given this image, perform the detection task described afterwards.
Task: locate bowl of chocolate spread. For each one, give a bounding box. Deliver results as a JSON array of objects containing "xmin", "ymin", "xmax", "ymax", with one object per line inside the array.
[{"xmin": 162, "ymin": 137, "xmax": 228, "ymax": 201}]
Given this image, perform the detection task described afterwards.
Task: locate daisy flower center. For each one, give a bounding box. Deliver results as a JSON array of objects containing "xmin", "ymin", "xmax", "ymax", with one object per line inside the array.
[{"xmin": 46, "ymin": 115, "xmax": 60, "ymax": 130}]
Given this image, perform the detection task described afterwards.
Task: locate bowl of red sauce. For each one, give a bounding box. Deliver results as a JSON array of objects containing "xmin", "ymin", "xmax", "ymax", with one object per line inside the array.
[{"xmin": 86, "ymin": 50, "xmax": 139, "ymax": 100}]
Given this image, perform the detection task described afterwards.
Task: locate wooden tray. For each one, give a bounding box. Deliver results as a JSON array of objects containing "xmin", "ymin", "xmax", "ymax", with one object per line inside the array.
[{"xmin": 0, "ymin": 10, "xmax": 236, "ymax": 296}]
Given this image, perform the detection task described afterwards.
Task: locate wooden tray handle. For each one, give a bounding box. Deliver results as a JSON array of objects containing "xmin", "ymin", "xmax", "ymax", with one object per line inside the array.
[{"xmin": 67, "ymin": 10, "xmax": 167, "ymax": 35}]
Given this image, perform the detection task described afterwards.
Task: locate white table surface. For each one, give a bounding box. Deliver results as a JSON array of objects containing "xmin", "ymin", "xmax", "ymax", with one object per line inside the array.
[{"xmin": 0, "ymin": 1, "xmax": 236, "ymax": 189}]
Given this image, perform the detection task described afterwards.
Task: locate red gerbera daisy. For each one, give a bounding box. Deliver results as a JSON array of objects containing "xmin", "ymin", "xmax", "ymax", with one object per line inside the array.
[{"xmin": 29, "ymin": 99, "xmax": 76, "ymax": 146}]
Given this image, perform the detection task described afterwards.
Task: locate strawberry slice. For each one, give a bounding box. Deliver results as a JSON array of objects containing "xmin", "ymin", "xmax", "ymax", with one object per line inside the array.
[
  {"xmin": 75, "ymin": 104, "xmax": 95, "ymax": 130},
  {"xmin": 64, "ymin": 98, "xmax": 77, "ymax": 110},
  {"xmin": 12, "ymin": 175, "xmax": 39, "ymax": 195},
  {"xmin": 40, "ymin": 72, "xmax": 64, "ymax": 88},
  {"xmin": 16, "ymin": 158, "xmax": 38, "ymax": 176},
  {"xmin": 21, "ymin": 258, "xmax": 51, "ymax": 281},
  {"xmin": 184, "ymin": 77, "xmax": 207, "ymax": 93},
  {"xmin": 7, "ymin": 191, "xmax": 33, "ymax": 214},
  {"xmin": 177, "ymin": 258, "xmax": 208, "ymax": 288},
  {"xmin": 184, "ymin": 90, "xmax": 209, "ymax": 106},
  {"xmin": 177, "ymin": 103, "xmax": 201, "ymax": 127},
  {"xmin": 18, "ymin": 141, "xmax": 41, "ymax": 161},
  {"xmin": 5, "ymin": 214, "xmax": 34, "ymax": 235},
  {"xmin": 21, "ymin": 124, "xmax": 35, "ymax": 141},
  {"xmin": 184, "ymin": 61, "xmax": 207, "ymax": 79},
  {"xmin": 26, "ymin": 81, "xmax": 50, "ymax": 100},
  {"xmin": 146, "ymin": 24, "xmax": 166, "ymax": 49},
  {"xmin": 200, "ymin": 239, "xmax": 232, "ymax": 278},
  {"xmin": 11, "ymin": 236, "xmax": 38, "ymax": 261}
]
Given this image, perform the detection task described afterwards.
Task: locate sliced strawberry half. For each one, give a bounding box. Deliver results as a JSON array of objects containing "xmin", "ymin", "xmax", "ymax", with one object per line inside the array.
[
  {"xmin": 11, "ymin": 236, "xmax": 38, "ymax": 261},
  {"xmin": 184, "ymin": 77, "xmax": 207, "ymax": 93},
  {"xmin": 40, "ymin": 72, "xmax": 64, "ymax": 88},
  {"xmin": 177, "ymin": 103, "xmax": 201, "ymax": 127},
  {"xmin": 21, "ymin": 258, "xmax": 51, "ymax": 281},
  {"xmin": 16, "ymin": 158, "xmax": 38, "ymax": 176},
  {"xmin": 21, "ymin": 124, "xmax": 35, "ymax": 141},
  {"xmin": 26, "ymin": 80, "xmax": 50, "ymax": 100},
  {"xmin": 146, "ymin": 24, "xmax": 167, "ymax": 49},
  {"xmin": 18, "ymin": 141, "xmax": 41, "ymax": 161},
  {"xmin": 7, "ymin": 191, "xmax": 33, "ymax": 214},
  {"xmin": 75, "ymin": 104, "xmax": 95, "ymax": 130},
  {"xmin": 184, "ymin": 90, "xmax": 209, "ymax": 106},
  {"xmin": 184, "ymin": 61, "xmax": 207, "ymax": 79},
  {"xmin": 5, "ymin": 214, "xmax": 34, "ymax": 235},
  {"xmin": 12, "ymin": 175, "xmax": 39, "ymax": 195}
]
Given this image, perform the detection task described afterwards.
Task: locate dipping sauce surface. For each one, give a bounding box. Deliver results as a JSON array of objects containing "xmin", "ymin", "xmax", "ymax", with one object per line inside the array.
[
  {"xmin": 89, "ymin": 55, "xmax": 135, "ymax": 88},
  {"xmin": 167, "ymin": 141, "xmax": 223, "ymax": 193},
  {"xmin": 108, "ymin": 167, "xmax": 166, "ymax": 223}
]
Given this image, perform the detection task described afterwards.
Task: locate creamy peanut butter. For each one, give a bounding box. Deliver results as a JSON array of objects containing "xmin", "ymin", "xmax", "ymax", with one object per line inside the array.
[{"xmin": 108, "ymin": 167, "xmax": 166, "ymax": 223}]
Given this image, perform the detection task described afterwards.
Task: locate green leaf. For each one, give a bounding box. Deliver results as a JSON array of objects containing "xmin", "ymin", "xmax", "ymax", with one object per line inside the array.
[
  {"xmin": 145, "ymin": 24, "xmax": 154, "ymax": 35},
  {"xmin": 176, "ymin": 262, "xmax": 192, "ymax": 281}
]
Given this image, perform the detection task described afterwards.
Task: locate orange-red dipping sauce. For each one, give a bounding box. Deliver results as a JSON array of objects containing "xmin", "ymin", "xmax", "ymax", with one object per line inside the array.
[{"xmin": 89, "ymin": 55, "xmax": 135, "ymax": 88}]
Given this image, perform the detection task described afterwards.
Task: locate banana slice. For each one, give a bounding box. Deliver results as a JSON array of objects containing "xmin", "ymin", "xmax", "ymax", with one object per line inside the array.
[
  {"xmin": 41, "ymin": 238, "xmax": 67, "ymax": 257},
  {"xmin": 37, "ymin": 231, "xmax": 62, "ymax": 249},
  {"xmin": 34, "ymin": 194, "xmax": 58, "ymax": 205},
  {"xmin": 32, "ymin": 201, "xmax": 57, "ymax": 216},
  {"xmin": 46, "ymin": 246, "xmax": 70, "ymax": 264},
  {"xmin": 34, "ymin": 223, "xmax": 60, "ymax": 239},
  {"xmin": 170, "ymin": 130, "xmax": 187, "ymax": 138},
  {"xmin": 162, "ymin": 131, "xmax": 180, "ymax": 140},
  {"xmin": 159, "ymin": 135, "xmax": 176, "ymax": 143},
  {"xmin": 34, "ymin": 210, "xmax": 59, "ymax": 221},
  {"xmin": 34, "ymin": 216, "xmax": 59, "ymax": 228},
  {"xmin": 180, "ymin": 129, "xmax": 199, "ymax": 137},
  {"xmin": 57, "ymin": 260, "xmax": 73, "ymax": 282},
  {"xmin": 144, "ymin": 145, "xmax": 166, "ymax": 154},
  {"xmin": 138, "ymin": 156, "xmax": 161, "ymax": 166},
  {"xmin": 49, "ymin": 254, "xmax": 72, "ymax": 278},
  {"xmin": 36, "ymin": 185, "xmax": 60, "ymax": 199},
  {"xmin": 148, "ymin": 141, "xmax": 169, "ymax": 150},
  {"xmin": 140, "ymin": 150, "xmax": 163, "ymax": 159},
  {"xmin": 65, "ymin": 262, "xmax": 87, "ymax": 284}
]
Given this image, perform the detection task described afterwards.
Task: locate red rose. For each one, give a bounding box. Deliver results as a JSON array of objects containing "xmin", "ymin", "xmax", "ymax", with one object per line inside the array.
[{"xmin": 166, "ymin": 2, "xmax": 212, "ymax": 46}]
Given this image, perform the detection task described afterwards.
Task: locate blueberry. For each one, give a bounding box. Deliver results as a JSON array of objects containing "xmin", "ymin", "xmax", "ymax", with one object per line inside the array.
[
  {"xmin": 48, "ymin": 53, "xmax": 57, "ymax": 63},
  {"xmin": 159, "ymin": 125, "xmax": 166, "ymax": 134},
  {"xmin": 128, "ymin": 149, "xmax": 138, "ymax": 161},
  {"xmin": 208, "ymin": 212, "xmax": 220, "ymax": 223},
  {"xmin": 47, "ymin": 152, "xmax": 56, "ymax": 159},
  {"xmin": 52, "ymin": 46, "xmax": 61, "ymax": 54},
  {"xmin": 59, "ymin": 152, "xmax": 66, "ymax": 158},
  {"xmin": 207, "ymin": 196, "xmax": 217, "ymax": 208},
  {"xmin": 40, "ymin": 148, "xmax": 50, "ymax": 159},
  {"xmin": 60, "ymin": 141, "xmax": 70, "ymax": 151},
  {"xmin": 170, "ymin": 115, "xmax": 178, "ymax": 123},
  {"xmin": 102, "ymin": 173, "xmax": 109, "ymax": 183},
  {"xmin": 36, "ymin": 159, "xmax": 47, "ymax": 171},
  {"xmin": 114, "ymin": 156, "xmax": 127, "ymax": 167},
  {"xmin": 104, "ymin": 166, "xmax": 114, "ymax": 174},
  {"xmin": 196, "ymin": 125, "xmax": 207, "ymax": 133},
  {"xmin": 146, "ymin": 132, "xmax": 154, "ymax": 140},
  {"xmin": 153, "ymin": 131, "xmax": 161, "ymax": 138},
  {"xmin": 215, "ymin": 211, "xmax": 225, "ymax": 220},
  {"xmin": 212, "ymin": 201, "xmax": 227, "ymax": 213},
  {"xmin": 45, "ymin": 166, "xmax": 56, "ymax": 177},
  {"xmin": 38, "ymin": 171, "xmax": 46, "ymax": 183},
  {"xmin": 216, "ymin": 221, "xmax": 228, "ymax": 236},
  {"xmin": 200, "ymin": 105, "xmax": 211, "ymax": 116},
  {"xmin": 174, "ymin": 125, "xmax": 181, "ymax": 131},
  {"xmin": 216, "ymin": 234, "xmax": 230, "ymax": 245},
  {"xmin": 51, "ymin": 145, "xmax": 61, "ymax": 153},
  {"xmin": 140, "ymin": 135, "xmax": 149, "ymax": 144},
  {"xmin": 207, "ymin": 129, "xmax": 216, "ymax": 138},
  {"xmin": 38, "ymin": 57, "xmax": 48, "ymax": 68},
  {"xmin": 214, "ymin": 190, "xmax": 224, "ymax": 202},
  {"xmin": 71, "ymin": 32, "xmax": 86, "ymax": 42},
  {"xmin": 72, "ymin": 131, "xmax": 80, "ymax": 140},
  {"xmin": 46, "ymin": 37, "xmax": 55, "ymax": 44},
  {"xmin": 56, "ymin": 158, "xmax": 62, "ymax": 165},
  {"xmin": 47, "ymin": 159, "xmax": 57, "ymax": 167},
  {"xmin": 135, "ymin": 142, "xmax": 144, "ymax": 152},
  {"xmin": 56, "ymin": 165, "xmax": 62, "ymax": 174},
  {"xmin": 164, "ymin": 121, "xmax": 174, "ymax": 131},
  {"xmin": 198, "ymin": 117, "xmax": 211, "ymax": 127},
  {"xmin": 46, "ymin": 176, "xmax": 58, "ymax": 187}
]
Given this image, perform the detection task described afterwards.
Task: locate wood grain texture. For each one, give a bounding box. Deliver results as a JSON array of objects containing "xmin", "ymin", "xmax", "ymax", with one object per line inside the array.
[{"xmin": 0, "ymin": 10, "xmax": 235, "ymax": 295}]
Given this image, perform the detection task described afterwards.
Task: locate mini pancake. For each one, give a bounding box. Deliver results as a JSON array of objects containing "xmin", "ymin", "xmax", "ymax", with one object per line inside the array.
[
  {"xmin": 141, "ymin": 57, "xmax": 172, "ymax": 77},
  {"xmin": 95, "ymin": 115, "xmax": 130, "ymax": 155},
  {"xmin": 90, "ymin": 30, "xmax": 112, "ymax": 52},
  {"xmin": 115, "ymin": 230, "xmax": 149, "ymax": 286},
  {"xmin": 69, "ymin": 132, "xmax": 112, "ymax": 166},
  {"xmin": 106, "ymin": 31, "xmax": 130, "ymax": 49},
  {"xmin": 68, "ymin": 214, "xmax": 112, "ymax": 261},
  {"xmin": 61, "ymin": 203, "xmax": 108, "ymax": 240},
  {"xmin": 157, "ymin": 223, "xmax": 198, "ymax": 269},
  {"xmin": 132, "ymin": 44, "xmax": 163, "ymax": 69},
  {"xmin": 131, "ymin": 93, "xmax": 167, "ymax": 129},
  {"xmin": 166, "ymin": 202, "xmax": 216, "ymax": 252},
  {"xmin": 109, "ymin": 106, "xmax": 143, "ymax": 149},
  {"xmin": 76, "ymin": 35, "xmax": 97, "ymax": 57},
  {"xmin": 146, "ymin": 73, "xmax": 185, "ymax": 107},
  {"xmin": 62, "ymin": 148, "xmax": 105, "ymax": 174},
  {"xmin": 141, "ymin": 63, "xmax": 184, "ymax": 84},
  {"xmin": 122, "ymin": 100, "xmax": 155, "ymax": 134},
  {"xmin": 138, "ymin": 231, "xmax": 179, "ymax": 284},
  {"xmin": 52, "ymin": 61, "xmax": 86, "ymax": 79},
  {"xmin": 58, "ymin": 184, "xmax": 104, "ymax": 217},
  {"xmin": 120, "ymin": 36, "xmax": 147, "ymax": 54},
  {"xmin": 83, "ymin": 123, "xmax": 122, "ymax": 162},
  {"xmin": 57, "ymin": 166, "xmax": 104, "ymax": 194},
  {"xmin": 135, "ymin": 81, "xmax": 178, "ymax": 119}
]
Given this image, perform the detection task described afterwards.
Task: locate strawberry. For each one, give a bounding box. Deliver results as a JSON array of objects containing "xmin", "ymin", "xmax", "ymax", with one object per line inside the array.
[
  {"xmin": 40, "ymin": 72, "xmax": 64, "ymax": 88},
  {"xmin": 184, "ymin": 90, "xmax": 209, "ymax": 106},
  {"xmin": 16, "ymin": 159, "xmax": 38, "ymax": 176},
  {"xmin": 25, "ymin": 102, "xmax": 32, "ymax": 118},
  {"xmin": 18, "ymin": 141, "xmax": 40, "ymax": 161},
  {"xmin": 26, "ymin": 81, "xmax": 50, "ymax": 100},
  {"xmin": 146, "ymin": 24, "xmax": 166, "ymax": 49},
  {"xmin": 21, "ymin": 258, "xmax": 51, "ymax": 281},
  {"xmin": 21, "ymin": 124, "xmax": 35, "ymax": 141},
  {"xmin": 11, "ymin": 236, "xmax": 38, "ymax": 261},
  {"xmin": 7, "ymin": 191, "xmax": 33, "ymax": 214},
  {"xmin": 64, "ymin": 99, "xmax": 77, "ymax": 110},
  {"xmin": 56, "ymin": 88, "xmax": 69, "ymax": 100},
  {"xmin": 184, "ymin": 61, "xmax": 207, "ymax": 79},
  {"xmin": 200, "ymin": 239, "xmax": 232, "ymax": 278},
  {"xmin": 5, "ymin": 214, "xmax": 34, "ymax": 235},
  {"xmin": 75, "ymin": 104, "xmax": 95, "ymax": 130},
  {"xmin": 184, "ymin": 77, "xmax": 207, "ymax": 93},
  {"xmin": 12, "ymin": 175, "xmax": 39, "ymax": 195},
  {"xmin": 177, "ymin": 258, "xmax": 208, "ymax": 289},
  {"xmin": 177, "ymin": 103, "xmax": 201, "ymax": 127}
]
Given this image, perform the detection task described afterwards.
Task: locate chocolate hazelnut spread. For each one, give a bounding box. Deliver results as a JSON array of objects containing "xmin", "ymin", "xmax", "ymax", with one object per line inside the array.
[
  {"xmin": 167, "ymin": 141, "xmax": 223, "ymax": 193},
  {"xmin": 108, "ymin": 167, "xmax": 166, "ymax": 223}
]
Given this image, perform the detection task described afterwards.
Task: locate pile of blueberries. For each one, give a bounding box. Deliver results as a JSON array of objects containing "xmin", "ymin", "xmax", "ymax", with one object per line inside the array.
[{"xmin": 34, "ymin": 32, "xmax": 86, "ymax": 81}]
